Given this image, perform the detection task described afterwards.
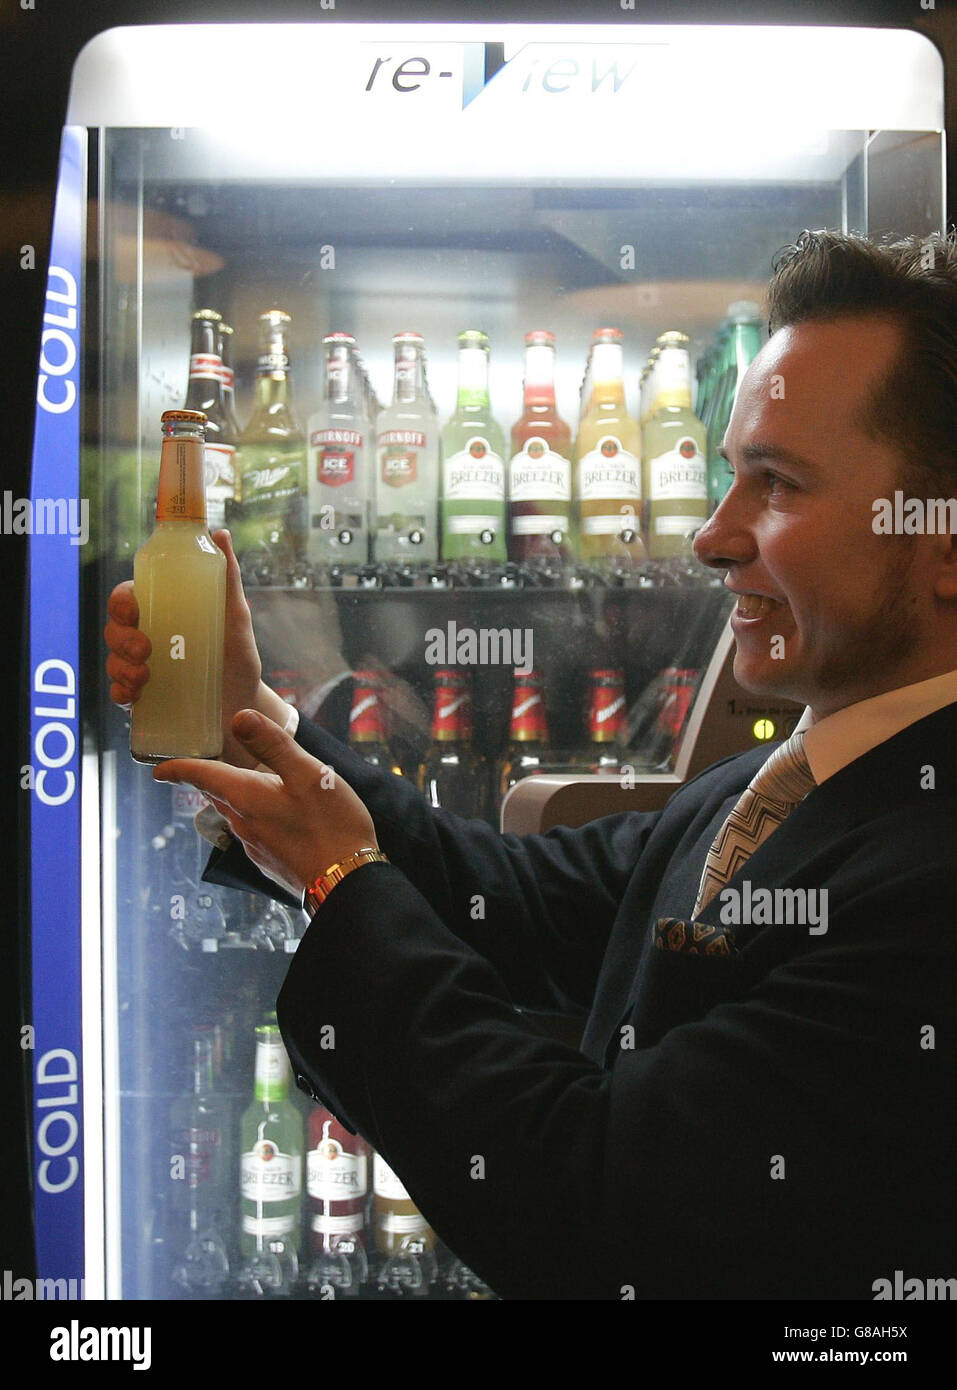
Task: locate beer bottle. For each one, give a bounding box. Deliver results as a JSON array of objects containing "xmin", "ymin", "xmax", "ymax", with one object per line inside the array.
[
  {"xmin": 642, "ymin": 331, "xmax": 708, "ymax": 559},
  {"xmin": 574, "ymin": 329, "xmax": 646, "ymax": 565},
  {"xmin": 306, "ymin": 1110, "xmax": 370, "ymax": 1294},
  {"xmin": 496, "ymin": 668, "xmax": 550, "ymax": 809},
  {"xmin": 419, "ymin": 669, "xmax": 488, "ymax": 820},
  {"xmin": 508, "ymin": 331, "xmax": 573, "ymax": 564},
  {"xmin": 131, "ymin": 410, "xmax": 226, "ymax": 764},
  {"xmin": 440, "ymin": 330, "xmax": 507, "ymax": 563},
  {"xmin": 217, "ymin": 321, "xmax": 243, "ymax": 442},
  {"xmin": 239, "ymin": 1025, "xmax": 304, "ymax": 1266},
  {"xmin": 371, "ymin": 1150, "xmax": 436, "ymax": 1257},
  {"xmin": 577, "ymin": 668, "xmax": 627, "ymax": 771},
  {"xmin": 168, "ymin": 1029, "xmax": 230, "ymax": 1292},
  {"xmin": 306, "ymin": 332, "xmax": 373, "ymax": 567},
  {"xmin": 234, "ymin": 309, "xmax": 306, "ymax": 565},
  {"xmin": 348, "ymin": 670, "xmax": 403, "ymax": 775},
  {"xmin": 182, "ymin": 310, "xmax": 236, "ymax": 534},
  {"xmin": 169, "ymin": 1030, "xmax": 229, "ymax": 1228},
  {"xmin": 707, "ymin": 302, "xmax": 763, "ymax": 507},
  {"xmin": 374, "ymin": 332, "xmax": 440, "ymax": 566}
]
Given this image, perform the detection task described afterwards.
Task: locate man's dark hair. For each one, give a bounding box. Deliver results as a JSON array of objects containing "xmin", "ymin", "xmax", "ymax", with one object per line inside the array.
[{"xmin": 766, "ymin": 228, "xmax": 957, "ymax": 496}]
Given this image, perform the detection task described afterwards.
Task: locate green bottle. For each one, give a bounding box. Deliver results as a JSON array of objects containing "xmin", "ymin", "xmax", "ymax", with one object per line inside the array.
[
  {"xmin": 440, "ymin": 330, "xmax": 507, "ymax": 563},
  {"xmin": 234, "ymin": 310, "xmax": 306, "ymax": 564},
  {"xmin": 706, "ymin": 303, "xmax": 764, "ymax": 508},
  {"xmin": 240, "ymin": 1024, "xmax": 303, "ymax": 1260}
]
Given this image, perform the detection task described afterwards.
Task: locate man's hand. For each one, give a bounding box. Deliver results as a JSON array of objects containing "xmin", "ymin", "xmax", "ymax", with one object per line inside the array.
[
  {"xmin": 153, "ymin": 709, "xmax": 378, "ymax": 899},
  {"xmin": 104, "ymin": 529, "xmax": 290, "ymax": 769}
]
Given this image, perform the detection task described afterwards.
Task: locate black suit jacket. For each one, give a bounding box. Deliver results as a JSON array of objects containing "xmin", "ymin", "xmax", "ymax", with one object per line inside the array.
[{"xmin": 204, "ymin": 702, "xmax": 957, "ymax": 1299}]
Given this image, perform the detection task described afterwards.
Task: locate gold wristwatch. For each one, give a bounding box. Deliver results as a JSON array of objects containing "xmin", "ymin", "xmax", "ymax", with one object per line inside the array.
[{"xmin": 301, "ymin": 847, "xmax": 388, "ymax": 919}]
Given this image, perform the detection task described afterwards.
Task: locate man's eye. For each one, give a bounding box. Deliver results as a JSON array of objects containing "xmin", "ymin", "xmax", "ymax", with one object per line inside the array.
[{"xmin": 766, "ymin": 471, "xmax": 793, "ymax": 492}]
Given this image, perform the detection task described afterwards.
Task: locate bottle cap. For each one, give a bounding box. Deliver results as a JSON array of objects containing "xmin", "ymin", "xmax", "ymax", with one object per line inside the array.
[
  {"xmin": 192, "ymin": 308, "xmax": 222, "ymax": 322},
  {"xmin": 161, "ymin": 409, "xmax": 207, "ymax": 425},
  {"xmin": 525, "ymin": 330, "xmax": 555, "ymax": 346}
]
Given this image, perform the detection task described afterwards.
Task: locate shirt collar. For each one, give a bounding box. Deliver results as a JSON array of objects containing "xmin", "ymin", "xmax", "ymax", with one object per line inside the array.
[{"xmin": 794, "ymin": 668, "xmax": 957, "ymax": 785}]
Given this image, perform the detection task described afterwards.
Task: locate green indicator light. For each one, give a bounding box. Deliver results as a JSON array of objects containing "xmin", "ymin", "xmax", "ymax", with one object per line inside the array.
[{"xmin": 753, "ymin": 718, "xmax": 776, "ymax": 741}]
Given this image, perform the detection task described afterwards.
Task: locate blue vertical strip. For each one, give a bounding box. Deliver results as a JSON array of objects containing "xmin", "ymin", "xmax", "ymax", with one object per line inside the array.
[{"xmin": 29, "ymin": 124, "xmax": 85, "ymax": 1284}]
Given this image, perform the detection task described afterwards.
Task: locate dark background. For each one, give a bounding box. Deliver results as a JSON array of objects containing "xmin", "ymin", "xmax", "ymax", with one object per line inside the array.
[{"xmin": 1, "ymin": 0, "xmax": 952, "ymax": 1292}]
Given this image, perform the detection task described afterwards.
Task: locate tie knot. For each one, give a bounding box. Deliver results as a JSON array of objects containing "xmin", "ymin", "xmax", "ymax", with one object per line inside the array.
[{"xmin": 749, "ymin": 729, "xmax": 816, "ymax": 807}]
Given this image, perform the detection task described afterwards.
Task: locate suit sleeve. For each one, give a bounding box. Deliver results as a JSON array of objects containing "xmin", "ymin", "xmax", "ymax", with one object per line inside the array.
[
  {"xmin": 204, "ymin": 710, "xmax": 662, "ymax": 1013},
  {"xmin": 277, "ymin": 857, "xmax": 957, "ymax": 1299}
]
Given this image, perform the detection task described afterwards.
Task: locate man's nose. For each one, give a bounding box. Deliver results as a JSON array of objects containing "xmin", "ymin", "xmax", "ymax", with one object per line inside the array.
[{"xmin": 693, "ymin": 486, "xmax": 756, "ymax": 571}]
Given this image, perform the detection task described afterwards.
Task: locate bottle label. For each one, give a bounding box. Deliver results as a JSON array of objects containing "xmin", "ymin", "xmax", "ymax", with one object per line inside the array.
[
  {"xmin": 380, "ymin": 1213, "xmax": 428, "ymax": 1235},
  {"xmin": 242, "ymin": 1212, "xmax": 297, "ymax": 1237},
  {"xmin": 307, "ymin": 1141, "xmax": 368, "ymax": 1200},
  {"xmin": 443, "ymin": 437, "xmax": 504, "ymax": 502},
  {"xmin": 204, "ymin": 442, "xmax": 236, "ymax": 490},
  {"xmin": 241, "ymin": 1141, "xmax": 301, "ymax": 1200},
  {"xmin": 349, "ymin": 690, "xmax": 387, "ymax": 741},
  {"xmin": 257, "ymin": 351, "xmax": 290, "ymax": 374},
  {"xmin": 242, "ymin": 466, "xmax": 299, "ymax": 508},
  {"xmin": 170, "ymin": 1127, "xmax": 222, "ymax": 1187},
  {"xmin": 588, "ymin": 690, "xmax": 626, "ymax": 739},
  {"xmin": 578, "ymin": 437, "xmax": 641, "ymax": 500},
  {"xmin": 171, "ymin": 785, "xmax": 208, "ymax": 819},
  {"xmin": 373, "ymin": 1154, "xmax": 411, "ymax": 1200},
  {"xmin": 311, "ymin": 1212, "xmax": 365, "ymax": 1236},
  {"xmin": 509, "ymin": 688, "xmax": 547, "ymax": 740},
  {"xmin": 649, "ymin": 437, "xmax": 707, "ymax": 501},
  {"xmin": 433, "ymin": 690, "xmax": 473, "ymax": 739},
  {"xmin": 509, "ymin": 438, "xmax": 570, "ymax": 503},
  {"xmin": 189, "ymin": 353, "xmax": 223, "ymax": 382},
  {"xmin": 254, "ymin": 1040, "xmax": 289, "ymax": 1091},
  {"xmin": 316, "ymin": 449, "xmax": 355, "ymax": 488},
  {"xmin": 379, "ymin": 429, "xmax": 425, "ymax": 489}
]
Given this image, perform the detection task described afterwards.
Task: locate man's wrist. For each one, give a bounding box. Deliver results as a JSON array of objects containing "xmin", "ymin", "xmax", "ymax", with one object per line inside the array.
[{"xmin": 301, "ymin": 847, "xmax": 388, "ymax": 918}]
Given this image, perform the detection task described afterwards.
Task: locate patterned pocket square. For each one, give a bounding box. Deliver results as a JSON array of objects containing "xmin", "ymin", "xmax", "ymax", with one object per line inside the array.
[{"xmin": 653, "ymin": 917, "xmax": 737, "ymax": 956}]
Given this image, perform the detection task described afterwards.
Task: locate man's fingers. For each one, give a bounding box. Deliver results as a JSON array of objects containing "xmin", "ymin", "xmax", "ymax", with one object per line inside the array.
[
  {"xmin": 152, "ymin": 757, "xmax": 263, "ymax": 811},
  {"xmin": 211, "ymin": 529, "xmax": 251, "ymax": 619},
  {"xmin": 106, "ymin": 580, "xmax": 139, "ymax": 627}
]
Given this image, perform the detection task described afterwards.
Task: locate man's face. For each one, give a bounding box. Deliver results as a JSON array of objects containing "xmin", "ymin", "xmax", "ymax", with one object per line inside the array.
[{"xmin": 693, "ymin": 315, "xmax": 944, "ymax": 720}]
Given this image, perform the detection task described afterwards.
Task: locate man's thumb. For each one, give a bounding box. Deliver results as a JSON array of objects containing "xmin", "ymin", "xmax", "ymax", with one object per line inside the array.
[
  {"xmin": 232, "ymin": 709, "xmax": 305, "ymax": 778},
  {"xmin": 212, "ymin": 528, "xmax": 249, "ymax": 614}
]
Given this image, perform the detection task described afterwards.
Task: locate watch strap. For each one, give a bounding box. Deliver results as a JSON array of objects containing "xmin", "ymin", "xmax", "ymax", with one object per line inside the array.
[{"xmin": 301, "ymin": 847, "xmax": 388, "ymax": 917}]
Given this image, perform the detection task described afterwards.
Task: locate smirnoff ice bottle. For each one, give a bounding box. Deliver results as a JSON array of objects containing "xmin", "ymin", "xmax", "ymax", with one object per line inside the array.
[
  {"xmin": 306, "ymin": 333, "xmax": 373, "ymax": 566},
  {"xmin": 374, "ymin": 332, "xmax": 439, "ymax": 565}
]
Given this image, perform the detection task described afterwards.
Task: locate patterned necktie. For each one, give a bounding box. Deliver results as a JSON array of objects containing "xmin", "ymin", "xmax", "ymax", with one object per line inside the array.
[{"xmin": 692, "ymin": 730, "xmax": 816, "ymax": 919}]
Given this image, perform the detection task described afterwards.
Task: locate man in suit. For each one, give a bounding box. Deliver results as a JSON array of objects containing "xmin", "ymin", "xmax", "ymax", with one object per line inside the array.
[{"xmin": 106, "ymin": 230, "xmax": 957, "ymax": 1298}]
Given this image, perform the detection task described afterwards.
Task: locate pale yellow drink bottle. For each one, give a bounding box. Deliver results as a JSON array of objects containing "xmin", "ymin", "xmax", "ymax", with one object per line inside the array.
[{"xmin": 130, "ymin": 409, "xmax": 226, "ymax": 763}]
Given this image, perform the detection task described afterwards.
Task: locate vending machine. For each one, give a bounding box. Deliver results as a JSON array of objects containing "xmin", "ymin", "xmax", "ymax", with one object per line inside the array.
[{"xmin": 23, "ymin": 16, "xmax": 945, "ymax": 1301}]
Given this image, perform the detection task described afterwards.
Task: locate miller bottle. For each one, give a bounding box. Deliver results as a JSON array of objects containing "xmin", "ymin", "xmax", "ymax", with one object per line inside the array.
[
  {"xmin": 130, "ymin": 410, "xmax": 226, "ymax": 764},
  {"xmin": 234, "ymin": 310, "xmax": 306, "ymax": 565},
  {"xmin": 419, "ymin": 669, "xmax": 487, "ymax": 820}
]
